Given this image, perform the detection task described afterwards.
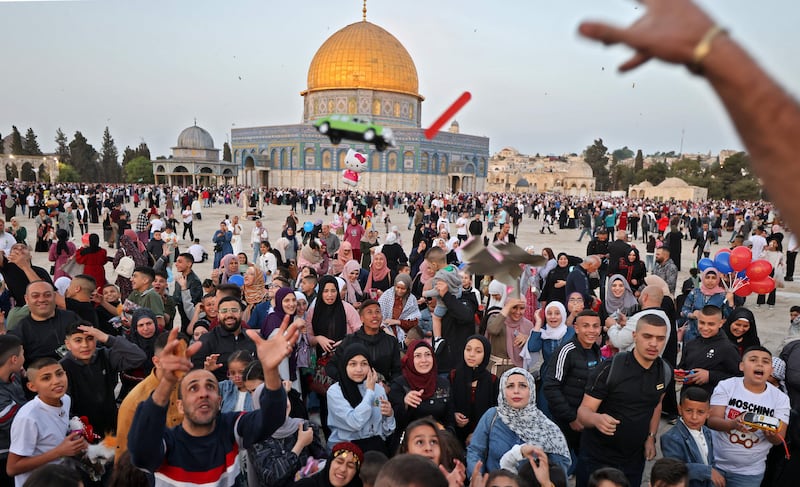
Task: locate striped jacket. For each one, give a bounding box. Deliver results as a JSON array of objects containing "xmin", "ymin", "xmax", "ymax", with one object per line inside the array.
[{"xmin": 542, "ymin": 336, "xmax": 602, "ymax": 425}]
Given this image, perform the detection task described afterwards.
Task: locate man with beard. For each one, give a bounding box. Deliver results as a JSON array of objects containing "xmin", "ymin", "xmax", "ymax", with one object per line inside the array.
[
  {"xmin": 653, "ymin": 247, "xmax": 678, "ymax": 296},
  {"xmin": 576, "ymin": 314, "xmax": 671, "ymax": 487},
  {"xmin": 190, "ymin": 296, "xmax": 256, "ymax": 381},
  {"xmin": 129, "ymin": 322, "xmax": 299, "ymax": 485}
]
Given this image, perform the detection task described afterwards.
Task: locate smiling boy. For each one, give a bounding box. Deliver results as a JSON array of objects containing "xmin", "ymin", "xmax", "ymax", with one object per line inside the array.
[
  {"xmin": 677, "ymin": 305, "xmax": 741, "ymax": 395},
  {"xmin": 707, "ymin": 346, "xmax": 790, "ymax": 486},
  {"xmin": 7, "ymin": 358, "xmax": 87, "ymax": 486}
]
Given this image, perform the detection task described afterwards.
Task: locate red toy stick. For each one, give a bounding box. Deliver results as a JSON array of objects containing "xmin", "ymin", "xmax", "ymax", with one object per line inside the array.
[{"xmin": 424, "ymin": 91, "xmax": 472, "ymax": 140}]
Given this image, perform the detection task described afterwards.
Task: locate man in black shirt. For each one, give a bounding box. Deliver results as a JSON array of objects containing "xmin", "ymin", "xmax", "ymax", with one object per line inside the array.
[
  {"xmin": 606, "ymin": 230, "xmax": 632, "ymax": 277},
  {"xmin": 576, "ymin": 313, "xmax": 670, "ymax": 487},
  {"xmin": 64, "ymin": 274, "xmax": 99, "ymax": 327},
  {"xmin": 9, "ymin": 280, "xmax": 80, "ymax": 366},
  {"xmin": 0, "ymin": 243, "xmax": 52, "ymax": 306}
]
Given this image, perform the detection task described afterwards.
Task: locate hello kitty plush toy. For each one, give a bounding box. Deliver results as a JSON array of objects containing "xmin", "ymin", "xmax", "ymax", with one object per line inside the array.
[{"xmin": 342, "ymin": 149, "xmax": 367, "ymax": 186}]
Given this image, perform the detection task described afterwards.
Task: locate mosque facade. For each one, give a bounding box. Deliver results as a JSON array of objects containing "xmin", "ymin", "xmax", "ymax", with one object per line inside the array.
[
  {"xmin": 231, "ymin": 14, "xmax": 489, "ymax": 193},
  {"xmin": 153, "ymin": 124, "xmax": 238, "ymax": 187}
]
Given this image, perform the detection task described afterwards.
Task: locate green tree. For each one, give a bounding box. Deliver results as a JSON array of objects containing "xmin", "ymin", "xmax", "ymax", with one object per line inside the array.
[
  {"xmin": 10, "ymin": 126, "xmax": 24, "ymax": 155},
  {"xmin": 638, "ymin": 161, "xmax": 669, "ymax": 185},
  {"xmin": 100, "ymin": 127, "xmax": 122, "ymax": 182},
  {"xmin": 584, "ymin": 138, "xmax": 610, "ymax": 191},
  {"xmin": 124, "ymin": 156, "xmax": 155, "ymax": 183},
  {"xmin": 57, "ymin": 163, "xmax": 81, "ymax": 182},
  {"xmin": 122, "ymin": 142, "xmax": 151, "ymax": 166},
  {"xmin": 706, "ymin": 152, "xmax": 760, "ymax": 200},
  {"xmin": 223, "ymin": 142, "xmax": 232, "ymax": 162},
  {"xmin": 69, "ymin": 131, "xmax": 99, "ymax": 181},
  {"xmin": 0, "ymin": 132, "xmax": 3, "ymax": 154},
  {"xmin": 55, "ymin": 128, "xmax": 71, "ymax": 164},
  {"xmin": 634, "ymin": 149, "xmax": 644, "ymax": 172},
  {"xmin": 23, "ymin": 128, "xmax": 42, "ymax": 155},
  {"xmin": 612, "ymin": 146, "xmax": 634, "ymax": 161},
  {"xmin": 610, "ymin": 162, "xmax": 636, "ymax": 191}
]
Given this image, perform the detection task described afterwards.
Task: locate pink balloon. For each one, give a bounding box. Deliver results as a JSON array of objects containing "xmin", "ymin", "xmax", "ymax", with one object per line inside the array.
[
  {"xmin": 746, "ymin": 260, "xmax": 773, "ymax": 281},
  {"xmin": 729, "ymin": 246, "xmax": 753, "ymax": 272},
  {"xmin": 715, "ymin": 248, "xmax": 731, "ymax": 257}
]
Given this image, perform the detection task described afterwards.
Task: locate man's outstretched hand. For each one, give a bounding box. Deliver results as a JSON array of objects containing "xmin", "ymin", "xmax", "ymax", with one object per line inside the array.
[
  {"xmin": 578, "ymin": 0, "xmax": 715, "ymax": 72},
  {"xmin": 246, "ymin": 321, "xmax": 300, "ymax": 390}
]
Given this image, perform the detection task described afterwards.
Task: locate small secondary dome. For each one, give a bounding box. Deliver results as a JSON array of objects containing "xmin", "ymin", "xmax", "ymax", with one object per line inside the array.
[{"xmin": 176, "ymin": 124, "xmax": 215, "ymax": 150}]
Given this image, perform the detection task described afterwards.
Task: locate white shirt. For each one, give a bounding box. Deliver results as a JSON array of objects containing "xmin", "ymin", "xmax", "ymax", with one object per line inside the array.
[
  {"xmin": 181, "ymin": 209, "xmax": 193, "ymax": 224},
  {"xmin": 683, "ymin": 419, "xmax": 709, "ymax": 464},
  {"xmin": 0, "ymin": 232, "xmax": 15, "ymax": 253},
  {"xmin": 188, "ymin": 243, "xmax": 205, "ymax": 263},
  {"xmin": 711, "ymin": 377, "xmax": 790, "ymax": 476},
  {"xmin": 10, "ymin": 395, "xmax": 71, "ymax": 487},
  {"xmin": 750, "ymin": 234, "xmax": 768, "ymax": 261},
  {"xmin": 455, "ymin": 216, "xmax": 469, "ymax": 236},
  {"xmin": 150, "ymin": 218, "xmax": 165, "ymax": 233},
  {"xmin": 251, "ymin": 226, "xmax": 269, "ymax": 245}
]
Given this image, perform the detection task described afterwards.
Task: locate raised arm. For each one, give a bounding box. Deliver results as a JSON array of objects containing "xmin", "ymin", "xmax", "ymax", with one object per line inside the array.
[{"xmin": 579, "ymin": 0, "xmax": 800, "ymax": 232}]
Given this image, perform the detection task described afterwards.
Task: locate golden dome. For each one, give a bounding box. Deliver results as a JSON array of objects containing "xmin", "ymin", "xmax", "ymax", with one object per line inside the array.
[{"xmin": 305, "ymin": 21, "xmax": 421, "ymax": 98}]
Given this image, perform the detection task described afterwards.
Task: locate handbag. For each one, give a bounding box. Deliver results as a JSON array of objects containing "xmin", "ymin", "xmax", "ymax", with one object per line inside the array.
[
  {"xmin": 310, "ymin": 351, "xmax": 335, "ymax": 395},
  {"xmin": 60, "ymin": 255, "xmax": 84, "ymax": 277}
]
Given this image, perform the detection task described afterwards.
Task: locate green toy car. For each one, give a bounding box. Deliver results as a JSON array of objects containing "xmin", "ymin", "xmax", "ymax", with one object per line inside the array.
[{"xmin": 313, "ymin": 115, "xmax": 395, "ymax": 152}]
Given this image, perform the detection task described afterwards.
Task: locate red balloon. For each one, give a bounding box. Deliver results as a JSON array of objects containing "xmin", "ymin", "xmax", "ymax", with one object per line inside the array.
[
  {"xmin": 749, "ymin": 277, "xmax": 776, "ymax": 295},
  {"xmin": 715, "ymin": 248, "xmax": 731, "ymax": 257},
  {"xmin": 746, "ymin": 260, "xmax": 773, "ymax": 281},
  {"xmin": 729, "ymin": 246, "xmax": 753, "ymax": 272},
  {"xmin": 734, "ymin": 282, "xmax": 752, "ymax": 297}
]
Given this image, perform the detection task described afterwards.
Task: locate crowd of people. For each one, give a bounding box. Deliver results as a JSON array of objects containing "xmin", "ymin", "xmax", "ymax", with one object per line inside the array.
[
  {"xmin": 2, "ymin": 0, "xmax": 800, "ymax": 485},
  {"xmin": 0, "ymin": 167, "xmax": 795, "ymax": 487}
]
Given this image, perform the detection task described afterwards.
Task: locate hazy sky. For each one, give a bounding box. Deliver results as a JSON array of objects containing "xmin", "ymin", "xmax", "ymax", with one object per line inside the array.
[{"xmin": 1, "ymin": 0, "xmax": 797, "ymax": 161}]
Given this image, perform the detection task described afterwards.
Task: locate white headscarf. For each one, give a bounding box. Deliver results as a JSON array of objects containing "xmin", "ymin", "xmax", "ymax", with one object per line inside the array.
[
  {"xmin": 497, "ymin": 368, "xmax": 570, "ymax": 459},
  {"xmin": 540, "ymin": 301, "xmax": 568, "ymax": 341},
  {"xmin": 488, "ymin": 279, "xmax": 507, "ymax": 309}
]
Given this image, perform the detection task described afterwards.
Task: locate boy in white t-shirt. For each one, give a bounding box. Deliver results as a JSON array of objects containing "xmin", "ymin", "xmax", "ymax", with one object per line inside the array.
[
  {"xmin": 7, "ymin": 358, "xmax": 87, "ymax": 486},
  {"xmin": 708, "ymin": 346, "xmax": 790, "ymax": 487}
]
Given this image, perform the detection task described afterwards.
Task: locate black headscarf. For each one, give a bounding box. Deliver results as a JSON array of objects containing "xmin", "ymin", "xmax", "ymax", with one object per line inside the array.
[
  {"xmin": 55, "ymin": 228, "xmax": 70, "ymax": 256},
  {"xmin": 451, "ymin": 334, "xmax": 495, "ymax": 420},
  {"xmin": 337, "ymin": 343, "xmax": 371, "ymax": 409},
  {"xmin": 723, "ymin": 306, "xmax": 760, "ymax": 356},
  {"xmin": 311, "ymin": 275, "xmax": 348, "ymax": 344},
  {"xmin": 128, "ymin": 308, "xmax": 158, "ymax": 376},
  {"xmin": 80, "ymin": 233, "xmax": 102, "ymax": 256}
]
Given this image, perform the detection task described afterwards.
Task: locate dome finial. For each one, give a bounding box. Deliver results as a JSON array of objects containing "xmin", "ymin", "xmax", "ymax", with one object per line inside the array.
[{"xmin": 362, "ymin": 0, "xmax": 367, "ymax": 21}]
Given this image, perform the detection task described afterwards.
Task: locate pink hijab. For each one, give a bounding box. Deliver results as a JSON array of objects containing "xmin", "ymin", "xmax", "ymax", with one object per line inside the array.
[
  {"xmin": 124, "ymin": 229, "xmax": 145, "ymax": 252},
  {"xmin": 700, "ymin": 267, "xmax": 726, "ymax": 296},
  {"xmin": 342, "ymin": 259, "xmax": 363, "ymax": 304}
]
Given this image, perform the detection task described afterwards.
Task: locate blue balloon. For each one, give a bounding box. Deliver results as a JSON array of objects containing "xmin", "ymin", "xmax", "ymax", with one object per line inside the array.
[
  {"xmin": 737, "ymin": 269, "xmax": 747, "ymax": 279},
  {"xmin": 229, "ymin": 274, "xmax": 244, "ymax": 286},
  {"xmin": 303, "ymin": 221, "xmax": 314, "ymax": 233},
  {"xmin": 714, "ymin": 252, "xmax": 733, "ymax": 274},
  {"xmin": 698, "ymin": 258, "xmax": 714, "ymax": 271}
]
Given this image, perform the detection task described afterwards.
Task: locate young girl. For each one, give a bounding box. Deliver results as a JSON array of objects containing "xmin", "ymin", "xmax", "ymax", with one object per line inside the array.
[
  {"xmin": 397, "ymin": 418, "xmax": 466, "ymax": 486},
  {"xmin": 205, "ymin": 350, "xmax": 255, "ymax": 413}
]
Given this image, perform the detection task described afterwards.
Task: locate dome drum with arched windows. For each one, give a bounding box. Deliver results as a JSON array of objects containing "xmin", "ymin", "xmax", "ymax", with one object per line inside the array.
[{"xmin": 153, "ymin": 123, "xmax": 238, "ymax": 187}]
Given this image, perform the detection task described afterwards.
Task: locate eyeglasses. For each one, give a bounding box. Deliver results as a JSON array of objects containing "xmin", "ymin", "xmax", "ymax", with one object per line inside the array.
[{"xmin": 218, "ymin": 307, "xmax": 241, "ymax": 314}]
